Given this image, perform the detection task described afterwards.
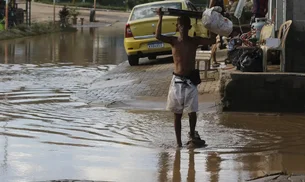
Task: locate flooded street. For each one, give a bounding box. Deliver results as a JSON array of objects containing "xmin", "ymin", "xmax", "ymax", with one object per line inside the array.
[
  {"xmin": 1, "ymin": 26, "xmax": 305, "ymax": 182},
  {"xmin": 0, "ymin": 26, "xmax": 126, "ymax": 65}
]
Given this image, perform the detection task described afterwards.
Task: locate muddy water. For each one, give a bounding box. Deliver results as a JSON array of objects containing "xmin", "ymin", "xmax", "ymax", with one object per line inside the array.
[
  {"xmin": 1, "ymin": 28, "xmax": 305, "ymax": 182},
  {"xmin": 0, "ymin": 27, "xmax": 126, "ymax": 65}
]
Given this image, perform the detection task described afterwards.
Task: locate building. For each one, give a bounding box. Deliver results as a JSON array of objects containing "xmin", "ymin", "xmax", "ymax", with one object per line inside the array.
[{"xmin": 268, "ymin": 0, "xmax": 305, "ymax": 72}]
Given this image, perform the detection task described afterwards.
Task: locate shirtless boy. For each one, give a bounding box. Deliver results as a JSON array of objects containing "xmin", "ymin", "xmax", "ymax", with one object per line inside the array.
[{"xmin": 156, "ymin": 8, "xmax": 216, "ymax": 147}]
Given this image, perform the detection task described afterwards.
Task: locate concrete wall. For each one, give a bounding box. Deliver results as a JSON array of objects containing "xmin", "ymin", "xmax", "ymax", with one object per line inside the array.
[
  {"xmin": 220, "ymin": 71, "xmax": 305, "ymax": 112},
  {"xmin": 269, "ymin": 0, "xmax": 284, "ymax": 31},
  {"xmin": 285, "ymin": 0, "xmax": 305, "ymax": 72}
]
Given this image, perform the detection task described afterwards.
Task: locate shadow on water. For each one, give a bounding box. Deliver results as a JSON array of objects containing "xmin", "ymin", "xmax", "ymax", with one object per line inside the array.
[{"xmin": 0, "ymin": 27, "xmax": 127, "ymax": 65}]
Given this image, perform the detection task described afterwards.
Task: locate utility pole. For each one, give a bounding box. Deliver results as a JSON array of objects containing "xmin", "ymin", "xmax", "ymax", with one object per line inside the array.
[
  {"xmin": 29, "ymin": 0, "xmax": 31, "ymax": 25},
  {"xmin": 26, "ymin": 0, "xmax": 28, "ymax": 24},
  {"xmin": 93, "ymin": 0, "xmax": 96, "ymax": 22},
  {"xmin": 5, "ymin": 0, "xmax": 8, "ymax": 30},
  {"xmin": 53, "ymin": 0, "xmax": 56, "ymax": 24}
]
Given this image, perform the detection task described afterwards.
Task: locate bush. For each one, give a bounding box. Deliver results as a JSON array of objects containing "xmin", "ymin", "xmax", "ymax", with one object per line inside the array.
[{"xmin": 69, "ymin": 7, "xmax": 81, "ymax": 18}]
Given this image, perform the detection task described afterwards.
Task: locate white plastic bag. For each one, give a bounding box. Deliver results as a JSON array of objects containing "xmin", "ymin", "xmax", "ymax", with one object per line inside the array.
[{"xmin": 201, "ymin": 7, "xmax": 233, "ymax": 37}]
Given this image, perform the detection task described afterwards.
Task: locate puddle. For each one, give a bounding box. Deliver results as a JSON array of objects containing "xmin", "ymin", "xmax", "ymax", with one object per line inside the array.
[
  {"xmin": 0, "ymin": 27, "xmax": 305, "ymax": 182},
  {"xmin": 0, "ymin": 27, "xmax": 127, "ymax": 65}
]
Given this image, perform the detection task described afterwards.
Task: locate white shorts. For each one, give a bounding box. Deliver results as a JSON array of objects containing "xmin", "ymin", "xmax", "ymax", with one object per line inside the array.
[{"xmin": 166, "ymin": 75, "xmax": 199, "ymax": 114}]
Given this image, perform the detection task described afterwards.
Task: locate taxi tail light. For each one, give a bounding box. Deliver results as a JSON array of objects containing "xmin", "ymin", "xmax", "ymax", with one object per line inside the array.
[{"xmin": 125, "ymin": 24, "xmax": 133, "ymax": 38}]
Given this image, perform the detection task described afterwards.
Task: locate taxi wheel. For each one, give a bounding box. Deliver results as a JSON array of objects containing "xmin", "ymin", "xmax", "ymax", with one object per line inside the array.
[{"xmin": 128, "ymin": 55, "xmax": 139, "ymax": 66}]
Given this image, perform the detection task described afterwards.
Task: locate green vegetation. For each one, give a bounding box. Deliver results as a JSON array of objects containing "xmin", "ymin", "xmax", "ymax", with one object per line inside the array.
[{"xmin": 0, "ymin": 21, "xmax": 76, "ymax": 40}]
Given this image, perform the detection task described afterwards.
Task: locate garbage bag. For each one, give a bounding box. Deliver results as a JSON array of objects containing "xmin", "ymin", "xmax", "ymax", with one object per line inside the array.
[
  {"xmin": 226, "ymin": 38, "xmax": 243, "ymax": 65},
  {"xmin": 230, "ymin": 48, "xmax": 244, "ymax": 70},
  {"xmin": 201, "ymin": 7, "xmax": 233, "ymax": 37},
  {"xmin": 240, "ymin": 48, "xmax": 263, "ymax": 72}
]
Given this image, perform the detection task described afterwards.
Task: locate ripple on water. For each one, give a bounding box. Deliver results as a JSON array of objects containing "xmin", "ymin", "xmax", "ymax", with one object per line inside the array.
[
  {"xmin": 0, "ymin": 87, "xmax": 157, "ymax": 149},
  {"xmin": 1, "ymin": 65, "xmax": 305, "ymax": 155},
  {"xmin": 2, "ymin": 84, "xmax": 305, "ymax": 155},
  {"xmin": 0, "ymin": 65, "xmax": 158, "ymax": 149}
]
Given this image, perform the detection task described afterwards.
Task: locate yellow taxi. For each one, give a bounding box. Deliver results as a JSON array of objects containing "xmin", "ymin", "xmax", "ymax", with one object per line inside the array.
[{"xmin": 124, "ymin": 0, "xmax": 208, "ymax": 66}]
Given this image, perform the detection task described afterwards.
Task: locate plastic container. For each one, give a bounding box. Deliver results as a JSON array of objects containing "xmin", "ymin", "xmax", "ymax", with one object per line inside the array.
[
  {"xmin": 234, "ymin": 0, "xmax": 246, "ymax": 19},
  {"xmin": 251, "ymin": 18, "xmax": 267, "ymax": 39}
]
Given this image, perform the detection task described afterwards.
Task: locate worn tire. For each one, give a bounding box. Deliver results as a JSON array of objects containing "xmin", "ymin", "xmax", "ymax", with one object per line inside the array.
[
  {"xmin": 148, "ymin": 55, "xmax": 156, "ymax": 60},
  {"xmin": 128, "ymin": 55, "xmax": 139, "ymax": 66}
]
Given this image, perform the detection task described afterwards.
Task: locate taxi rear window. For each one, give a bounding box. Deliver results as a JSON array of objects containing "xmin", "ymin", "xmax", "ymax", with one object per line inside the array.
[{"xmin": 130, "ymin": 2, "xmax": 182, "ymax": 21}]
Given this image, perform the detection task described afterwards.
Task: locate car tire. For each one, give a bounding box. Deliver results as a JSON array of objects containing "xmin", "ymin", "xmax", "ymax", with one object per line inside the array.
[
  {"xmin": 128, "ymin": 55, "xmax": 139, "ymax": 66},
  {"xmin": 148, "ymin": 55, "xmax": 157, "ymax": 60}
]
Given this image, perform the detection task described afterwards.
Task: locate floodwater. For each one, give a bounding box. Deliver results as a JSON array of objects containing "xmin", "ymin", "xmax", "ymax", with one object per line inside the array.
[
  {"xmin": 1, "ymin": 26, "xmax": 305, "ymax": 182},
  {"xmin": 0, "ymin": 26, "xmax": 126, "ymax": 65}
]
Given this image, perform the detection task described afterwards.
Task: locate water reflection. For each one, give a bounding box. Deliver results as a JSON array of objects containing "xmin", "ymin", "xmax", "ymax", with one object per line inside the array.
[
  {"xmin": 187, "ymin": 150, "xmax": 195, "ymax": 182},
  {"xmin": 0, "ymin": 27, "xmax": 127, "ymax": 65},
  {"xmin": 206, "ymin": 152, "xmax": 221, "ymax": 182},
  {"xmin": 173, "ymin": 150, "xmax": 181, "ymax": 182},
  {"xmin": 158, "ymin": 152, "xmax": 170, "ymax": 182},
  {"xmin": 158, "ymin": 150, "xmax": 221, "ymax": 182}
]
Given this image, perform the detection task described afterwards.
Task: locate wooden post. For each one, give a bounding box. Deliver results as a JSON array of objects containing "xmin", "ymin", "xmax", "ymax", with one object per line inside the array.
[
  {"xmin": 53, "ymin": 0, "xmax": 56, "ymax": 24},
  {"xmin": 5, "ymin": 0, "xmax": 8, "ymax": 29},
  {"xmin": 92, "ymin": 28, "xmax": 96, "ymax": 64},
  {"xmin": 92, "ymin": 0, "xmax": 96, "ymax": 22},
  {"xmin": 4, "ymin": 43, "xmax": 8, "ymax": 64},
  {"xmin": 29, "ymin": 0, "xmax": 31, "ymax": 25},
  {"xmin": 26, "ymin": 0, "xmax": 28, "ymax": 25}
]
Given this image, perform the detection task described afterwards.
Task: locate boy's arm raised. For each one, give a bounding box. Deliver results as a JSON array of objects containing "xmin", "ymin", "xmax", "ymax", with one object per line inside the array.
[{"xmin": 155, "ymin": 8, "xmax": 175, "ymax": 45}]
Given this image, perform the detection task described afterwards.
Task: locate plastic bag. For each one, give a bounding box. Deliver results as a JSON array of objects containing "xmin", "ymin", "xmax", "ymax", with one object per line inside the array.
[
  {"xmin": 201, "ymin": 7, "xmax": 233, "ymax": 37},
  {"xmin": 240, "ymin": 48, "xmax": 263, "ymax": 72}
]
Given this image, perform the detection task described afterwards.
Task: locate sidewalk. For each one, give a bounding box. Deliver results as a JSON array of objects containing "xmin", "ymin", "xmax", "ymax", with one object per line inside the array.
[{"xmin": 74, "ymin": 57, "xmax": 220, "ymax": 106}]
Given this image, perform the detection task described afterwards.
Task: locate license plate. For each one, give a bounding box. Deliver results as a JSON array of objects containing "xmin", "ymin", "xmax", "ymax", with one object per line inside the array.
[{"xmin": 148, "ymin": 42, "xmax": 164, "ymax": 49}]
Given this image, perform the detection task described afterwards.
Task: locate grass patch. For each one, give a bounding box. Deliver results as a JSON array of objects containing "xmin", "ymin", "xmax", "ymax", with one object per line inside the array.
[{"xmin": 0, "ymin": 21, "xmax": 77, "ymax": 40}]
